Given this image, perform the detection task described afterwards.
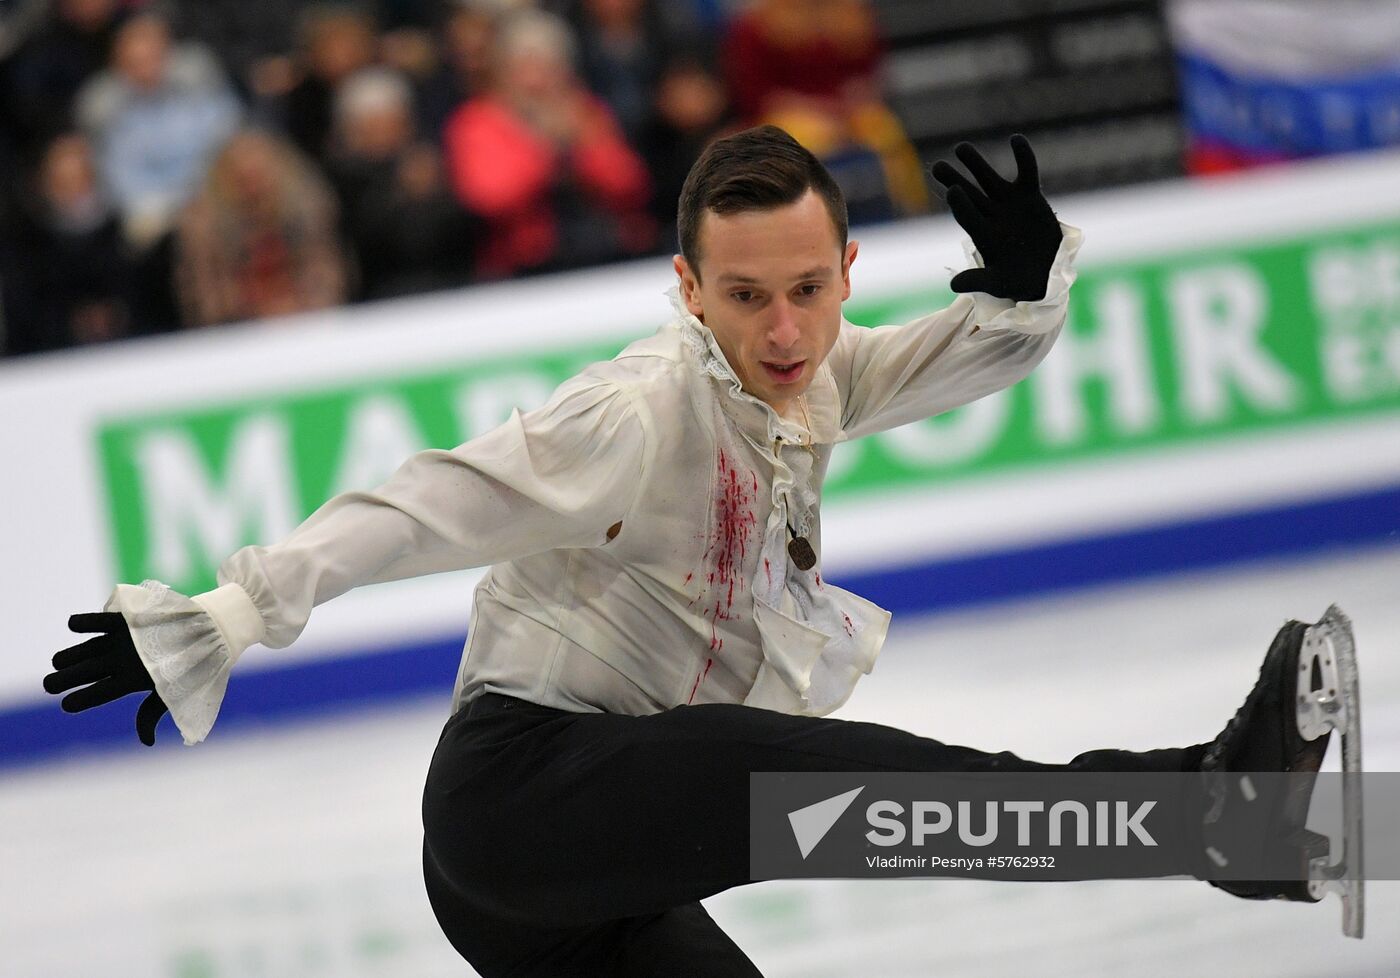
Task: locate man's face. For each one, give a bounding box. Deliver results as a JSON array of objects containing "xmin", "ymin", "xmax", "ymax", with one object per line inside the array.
[
  {"xmin": 113, "ymin": 17, "xmax": 170, "ymax": 91},
  {"xmin": 674, "ymin": 189, "xmax": 857, "ymax": 417}
]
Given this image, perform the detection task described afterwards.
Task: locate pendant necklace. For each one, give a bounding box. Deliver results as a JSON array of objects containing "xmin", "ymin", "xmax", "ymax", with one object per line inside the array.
[
  {"xmin": 784, "ymin": 395, "xmax": 818, "ymax": 571},
  {"xmin": 786, "ymin": 520, "xmax": 817, "ymax": 571}
]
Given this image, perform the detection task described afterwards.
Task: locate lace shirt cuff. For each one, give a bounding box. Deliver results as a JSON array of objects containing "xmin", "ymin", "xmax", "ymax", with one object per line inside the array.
[{"xmin": 105, "ymin": 581, "xmax": 265, "ymax": 745}]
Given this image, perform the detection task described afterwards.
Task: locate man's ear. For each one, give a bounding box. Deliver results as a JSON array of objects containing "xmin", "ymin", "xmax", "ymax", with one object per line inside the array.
[
  {"xmin": 672, "ymin": 255, "xmax": 704, "ymax": 319},
  {"xmin": 841, "ymin": 240, "xmax": 859, "ymax": 302}
]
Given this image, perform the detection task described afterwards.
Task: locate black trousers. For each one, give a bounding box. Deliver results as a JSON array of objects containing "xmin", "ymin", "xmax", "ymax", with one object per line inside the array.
[{"xmin": 421, "ymin": 694, "xmax": 1201, "ymax": 977}]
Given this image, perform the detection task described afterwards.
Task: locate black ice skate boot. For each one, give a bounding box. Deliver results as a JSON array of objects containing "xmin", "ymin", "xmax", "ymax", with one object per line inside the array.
[{"xmin": 1196, "ymin": 606, "xmax": 1364, "ymax": 937}]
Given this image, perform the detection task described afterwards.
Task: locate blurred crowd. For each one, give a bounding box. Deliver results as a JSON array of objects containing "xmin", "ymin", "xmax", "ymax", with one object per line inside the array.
[{"xmin": 0, "ymin": 0, "xmax": 928, "ymax": 357}]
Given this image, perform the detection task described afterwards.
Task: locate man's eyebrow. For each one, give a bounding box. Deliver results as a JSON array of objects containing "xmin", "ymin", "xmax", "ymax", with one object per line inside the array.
[{"xmin": 715, "ymin": 266, "xmax": 833, "ymax": 286}]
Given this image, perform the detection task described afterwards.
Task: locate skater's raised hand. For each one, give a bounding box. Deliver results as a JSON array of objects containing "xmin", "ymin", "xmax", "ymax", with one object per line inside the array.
[
  {"xmin": 930, "ymin": 135, "xmax": 1062, "ymax": 302},
  {"xmin": 43, "ymin": 612, "xmax": 169, "ymax": 746}
]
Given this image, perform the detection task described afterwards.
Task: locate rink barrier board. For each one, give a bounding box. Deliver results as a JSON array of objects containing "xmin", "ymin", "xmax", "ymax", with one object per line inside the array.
[
  {"xmin": 8, "ymin": 150, "xmax": 1400, "ymax": 753},
  {"xmin": 5, "ymin": 478, "xmax": 1396, "ymax": 769},
  {"xmin": 5, "ymin": 152, "xmax": 1400, "ymax": 704}
]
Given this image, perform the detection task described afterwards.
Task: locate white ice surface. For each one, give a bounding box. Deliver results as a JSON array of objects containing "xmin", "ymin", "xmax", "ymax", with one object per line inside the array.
[{"xmin": 2, "ymin": 546, "xmax": 1397, "ymax": 977}]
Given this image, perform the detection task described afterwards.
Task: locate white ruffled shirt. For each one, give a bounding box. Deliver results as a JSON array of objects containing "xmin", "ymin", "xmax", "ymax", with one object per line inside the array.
[{"xmin": 110, "ymin": 226, "xmax": 1082, "ymax": 744}]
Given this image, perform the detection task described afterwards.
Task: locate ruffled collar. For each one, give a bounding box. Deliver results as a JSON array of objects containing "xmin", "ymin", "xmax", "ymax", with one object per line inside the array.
[{"xmin": 665, "ymin": 286, "xmax": 842, "ymax": 446}]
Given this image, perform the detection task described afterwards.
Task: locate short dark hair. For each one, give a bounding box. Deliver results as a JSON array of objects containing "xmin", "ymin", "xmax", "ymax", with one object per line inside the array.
[{"xmin": 677, "ymin": 125, "xmax": 848, "ymax": 279}]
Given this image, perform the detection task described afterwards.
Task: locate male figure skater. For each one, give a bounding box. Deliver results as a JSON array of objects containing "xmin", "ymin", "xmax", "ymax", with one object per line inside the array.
[{"xmin": 44, "ymin": 127, "xmax": 1360, "ymax": 974}]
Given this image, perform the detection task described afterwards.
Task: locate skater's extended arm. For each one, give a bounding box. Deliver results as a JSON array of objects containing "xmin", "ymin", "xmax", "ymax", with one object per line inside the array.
[
  {"xmin": 833, "ymin": 135, "xmax": 1080, "ymax": 439},
  {"xmin": 216, "ymin": 375, "xmax": 647, "ymax": 648},
  {"xmin": 44, "ymin": 374, "xmax": 648, "ymax": 745}
]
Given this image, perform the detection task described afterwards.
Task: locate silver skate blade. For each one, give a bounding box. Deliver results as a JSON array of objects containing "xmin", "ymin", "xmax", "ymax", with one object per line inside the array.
[
  {"xmin": 1308, "ymin": 864, "xmax": 1363, "ymax": 939},
  {"xmin": 1301, "ymin": 605, "xmax": 1364, "ymax": 939}
]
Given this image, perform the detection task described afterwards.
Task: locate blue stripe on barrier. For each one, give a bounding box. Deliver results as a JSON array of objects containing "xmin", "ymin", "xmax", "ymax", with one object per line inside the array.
[
  {"xmin": 4, "ymin": 484, "xmax": 1398, "ymax": 769},
  {"xmin": 848, "ymin": 482, "xmax": 1400, "ymax": 617}
]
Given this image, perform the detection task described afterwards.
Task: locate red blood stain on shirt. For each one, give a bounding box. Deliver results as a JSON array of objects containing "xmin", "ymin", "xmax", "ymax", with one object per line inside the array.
[
  {"xmin": 842, "ymin": 612, "xmax": 855, "ymax": 637},
  {"xmin": 688, "ymin": 657, "xmax": 714, "ymax": 704},
  {"xmin": 703, "ymin": 449, "xmax": 755, "ymax": 599},
  {"xmin": 687, "ymin": 449, "xmax": 758, "ymax": 664}
]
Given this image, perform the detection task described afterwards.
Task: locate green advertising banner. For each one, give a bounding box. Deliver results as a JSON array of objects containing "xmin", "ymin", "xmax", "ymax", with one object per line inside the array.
[{"xmin": 99, "ymin": 221, "xmax": 1400, "ymax": 595}]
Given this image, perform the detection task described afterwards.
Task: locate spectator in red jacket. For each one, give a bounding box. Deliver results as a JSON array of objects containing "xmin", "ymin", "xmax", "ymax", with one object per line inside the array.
[
  {"xmin": 722, "ymin": 0, "xmax": 926, "ymax": 217},
  {"xmin": 724, "ymin": 0, "xmax": 883, "ymax": 124},
  {"xmin": 442, "ymin": 9, "xmax": 654, "ymax": 278}
]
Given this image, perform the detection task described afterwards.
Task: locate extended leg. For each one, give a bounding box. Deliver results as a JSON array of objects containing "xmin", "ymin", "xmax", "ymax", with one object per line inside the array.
[{"xmin": 422, "ymin": 694, "xmax": 1200, "ymax": 931}]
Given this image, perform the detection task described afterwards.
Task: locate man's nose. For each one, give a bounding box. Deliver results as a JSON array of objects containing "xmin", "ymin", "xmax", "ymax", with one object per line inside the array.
[{"xmin": 768, "ymin": 299, "xmax": 801, "ymax": 351}]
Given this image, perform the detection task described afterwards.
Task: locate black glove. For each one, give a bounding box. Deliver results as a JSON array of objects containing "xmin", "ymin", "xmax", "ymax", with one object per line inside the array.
[
  {"xmin": 43, "ymin": 612, "xmax": 169, "ymax": 746},
  {"xmin": 930, "ymin": 134, "xmax": 1062, "ymax": 302}
]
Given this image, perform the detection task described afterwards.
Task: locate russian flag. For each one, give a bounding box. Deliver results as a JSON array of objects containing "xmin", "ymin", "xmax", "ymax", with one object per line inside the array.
[{"xmin": 1167, "ymin": 0, "xmax": 1400, "ymax": 174}]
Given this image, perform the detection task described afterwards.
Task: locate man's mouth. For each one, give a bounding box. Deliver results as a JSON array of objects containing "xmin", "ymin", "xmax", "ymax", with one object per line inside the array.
[{"xmin": 761, "ymin": 360, "xmax": 806, "ymax": 384}]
